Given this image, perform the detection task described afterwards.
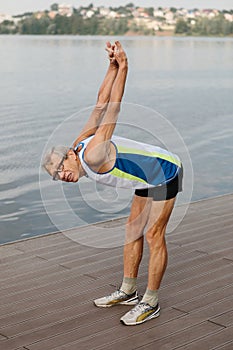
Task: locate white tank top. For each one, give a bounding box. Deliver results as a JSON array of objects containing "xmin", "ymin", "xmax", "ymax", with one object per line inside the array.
[{"xmin": 75, "ymin": 135, "xmax": 182, "ymax": 190}]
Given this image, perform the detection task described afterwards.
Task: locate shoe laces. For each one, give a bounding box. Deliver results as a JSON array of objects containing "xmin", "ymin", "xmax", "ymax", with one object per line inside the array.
[
  {"xmin": 130, "ymin": 302, "xmax": 148, "ymax": 314},
  {"xmin": 109, "ymin": 289, "xmax": 125, "ymax": 299}
]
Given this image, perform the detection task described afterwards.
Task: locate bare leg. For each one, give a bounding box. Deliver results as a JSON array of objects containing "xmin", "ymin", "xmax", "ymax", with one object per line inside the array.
[
  {"xmin": 123, "ymin": 195, "xmax": 152, "ymax": 278},
  {"xmin": 146, "ymin": 198, "xmax": 176, "ymax": 290}
]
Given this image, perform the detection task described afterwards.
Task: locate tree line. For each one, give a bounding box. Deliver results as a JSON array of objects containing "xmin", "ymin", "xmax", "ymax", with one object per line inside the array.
[
  {"xmin": 0, "ymin": 15, "xmax": 153, "ymax": 35},
  {"xmin": 0, "ymin": 11, "xmax": 232, "ymax": 36},
  {"xmin": 175, "ymin": 14, "xmax": 233, "ymax": 36}
]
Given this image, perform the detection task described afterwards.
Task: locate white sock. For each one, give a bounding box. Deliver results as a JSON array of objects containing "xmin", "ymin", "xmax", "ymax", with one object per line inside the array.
[
  {"xmin": 120, "ymin": 277, "xmax": 137, "ymax": 294},
  {"xmin": 141, "ymin": 289, "xmax": 159, "ymax": 307}
]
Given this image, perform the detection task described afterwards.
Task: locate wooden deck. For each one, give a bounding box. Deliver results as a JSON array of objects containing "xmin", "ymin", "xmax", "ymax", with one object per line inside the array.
[{"xmin": 0, "ymin": 194, "xmax": 233, "ymax": 350}]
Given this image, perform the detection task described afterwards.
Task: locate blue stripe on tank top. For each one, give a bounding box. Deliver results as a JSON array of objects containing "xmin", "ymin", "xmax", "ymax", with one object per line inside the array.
[{"xmin": 115, "ymin": 153, "xmax": 178, "ymax": 186}]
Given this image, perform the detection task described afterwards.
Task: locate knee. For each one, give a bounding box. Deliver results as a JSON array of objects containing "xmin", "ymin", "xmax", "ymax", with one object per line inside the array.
[
  {"xmin": 125, "ymin": 219, "xmax": 144, "ymax": 243},
  {"xmin": 146, "ymin": 225, "xmax": 166, "ymax": 248},
  {"xmin": 126, "ymin": 215, "xmax": 145, "ymax": 234}
]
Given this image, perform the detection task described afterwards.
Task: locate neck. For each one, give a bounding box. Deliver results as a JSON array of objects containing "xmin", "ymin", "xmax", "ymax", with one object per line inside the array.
[{"xmin": 76, "ymin": 156, "xmax": 86, "ymax": 178}]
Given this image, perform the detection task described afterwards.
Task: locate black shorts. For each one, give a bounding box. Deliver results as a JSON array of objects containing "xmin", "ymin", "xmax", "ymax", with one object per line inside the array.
[{"xmin": 135, "ymin": 166, "xmax": 183, "ymax": 202}]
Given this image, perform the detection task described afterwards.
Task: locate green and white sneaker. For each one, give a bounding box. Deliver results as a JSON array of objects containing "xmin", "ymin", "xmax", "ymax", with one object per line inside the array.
[
  {"xmin": 94, "ymin": 290, "xmax": 139, "ymax": 308},
  {"xmin": 120, "ymin": 302, "xmax": 160, "ymax": 325}
]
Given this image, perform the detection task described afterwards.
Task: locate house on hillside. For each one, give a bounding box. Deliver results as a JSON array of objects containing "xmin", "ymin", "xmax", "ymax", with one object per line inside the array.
[{"xmin": 58, "ymin": 4, "xmax": 73, "ymax": 17}]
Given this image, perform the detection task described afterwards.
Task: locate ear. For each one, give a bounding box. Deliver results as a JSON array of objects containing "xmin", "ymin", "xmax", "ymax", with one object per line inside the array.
[{"xmin": 67, "ymin": 149, "xmax": 77, "ymax": 160}]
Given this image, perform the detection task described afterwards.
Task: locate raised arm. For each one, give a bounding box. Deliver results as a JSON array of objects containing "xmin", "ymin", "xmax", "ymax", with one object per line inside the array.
[
  {"xmin": 97, "ymin": 42, "xmax": 128, "ymax": 140},
  {"xmin": 73, "ymin": 42, "xmax": 119, "ymax": 148},
  {"xmin": 84, "ymin": 41, "xmax": 128, "ymax": 167}
]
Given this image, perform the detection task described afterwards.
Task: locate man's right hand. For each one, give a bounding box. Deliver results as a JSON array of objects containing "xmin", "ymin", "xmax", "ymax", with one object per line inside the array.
[{"xmin": 113, "ymin": 41, "xmax": 128, "ymax": 68}]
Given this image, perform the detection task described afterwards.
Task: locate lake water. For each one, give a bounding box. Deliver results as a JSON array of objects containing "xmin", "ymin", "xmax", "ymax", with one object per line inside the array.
[{"xmin": 0, "ymin": 35, "xmax": 232, "ymax": 244}]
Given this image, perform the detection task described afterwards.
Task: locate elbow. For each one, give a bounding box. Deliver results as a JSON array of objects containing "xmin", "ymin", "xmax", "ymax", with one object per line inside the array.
[
  {"xmin": 108, "ymin": 102, "xmax": 121, "ymax": 115},
  {"xmin": 96, "ymin": 102, "xmax": 108, "ymax": 112}
]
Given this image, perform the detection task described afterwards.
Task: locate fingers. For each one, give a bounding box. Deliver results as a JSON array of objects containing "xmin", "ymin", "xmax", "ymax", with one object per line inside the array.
[
  {"xmin": 105, "ymin": 41, "xmax": 118, "ymax": 65},
  {"xmin": 105, "ymin": 41, "xmax": 114, "ymax": 55},
  {"xmin": 106, "ymin": 41, "xmax": 111, "ymax": 48},
  {"xmin": 105, "ymin": 41, "xmax": 127, "ymax": 66},
  {"xmin": 114, "ymin": 41, "xmax": 121, "ymax": 54},
  {"xmin": 105, "ymin": 41, "xmax": 122, "ymax": 53},
  {"xmin": 112, "ymin": 41, "xmax": 127, "ymax": 64},
  {"xmin": 115, "ymin": 41, "xmax": 122, "ymax": 49}
]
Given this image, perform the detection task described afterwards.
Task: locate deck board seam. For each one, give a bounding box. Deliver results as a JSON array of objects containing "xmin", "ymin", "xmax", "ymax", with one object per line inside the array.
[{"xmin": 207, "ymin": 319, "xmax": 227, "ymax": 329}]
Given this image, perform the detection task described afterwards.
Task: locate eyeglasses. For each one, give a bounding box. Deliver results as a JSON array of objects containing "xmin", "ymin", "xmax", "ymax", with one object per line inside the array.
[{"xmin": 52, "ymin": 154, "xmax": 68, "ymax": 181}]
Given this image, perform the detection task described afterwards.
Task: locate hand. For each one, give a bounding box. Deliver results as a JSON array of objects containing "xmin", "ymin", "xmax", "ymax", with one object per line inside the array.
[
  {"xmin": 105, "ymin": 41, "xmax": 118, "ymax": 68},
  {"xmin": 113, "ymin": 41, "xmax": 128, "ymax": 68}
]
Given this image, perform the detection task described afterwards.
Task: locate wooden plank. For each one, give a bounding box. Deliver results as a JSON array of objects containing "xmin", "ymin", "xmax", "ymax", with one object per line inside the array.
[
  {"xmin": 0, "ymin": 264, "xmax": 68, "ymax": 286},
  {"xmin": 169, "ymin": 227, "xmax": 233, "ymax": 249},
  {"xmin": 0, "ymin": 256, "xmax": 53, "ymax": 276},
  {"xmin": 10, "ymin": 232, "xmax": 69, "ymax": 251},
  {"xmin": 0, "ymin": 274, "xmax": 92, "ymax": 305},
  {"xmin": 1, "ymin": 301, "xmax": 119, "ymax": 338},
  {"xmin": 0, "ymin": 252, "xmax": 76, "ymax": 280},
  {"xmin": 0, "ymin": 246, "xmax": 23, "ymax": 259},
  {"xmin": 163, "ymin": 263, "xmax": 233, "ymax": 294},
  {"xmin": 210, "ymin": 310, "xmax": 233, "ymax": 327},
  {"xmin": 44, "ymin": 247, "xmax": 121, "ymax": 266},
  {"xmin": 0, "ymin": 283, "xmax": 115, "ymax": 328},
  {"xmin": 55, "ymin": 315, "xmax": 221, "ymax": 350},
  {"xmin": 177, "ymin": 326, "xmax": 233, "ymax": 350},
  {"xmin": 171, "ymin": 285, "xmax": 233, "ymax": 314},
  {"xmin": 18, "ymin": 308, "xmax": 185, "ymax": 350},
  {"xmin": 0, "ymin": 306, "xmax": 182, "ymax": 350},
  {"xmin": 0, "ymin": 248, "xmax": 121, "ymax": 282},
  {"xmin": 215, "ymin": 341, "xmax": 233, "ymax": 350},
  {"xmin": 161, "ymin": 262, "xmax": 233, "ymax": 295},
  {"xmin": 220, "ymin": 248, "xmax": 233, "ymax": 260},
  {"xmin": 0, "ymin": 278, "xmax": 119, "ymax": 317},
  {"xmin": 169, "ymin": 219, "xmax": 233, "ymax": 245},
  {"xmin": 162, "ymin": 274, "xmax": 233, "ymax": 309},
  {"xmin": 0, "ymin": 333, "xmax": 7, "ymax": 340},
  {"xmin": 0, "ymin": 245, "xmax": 201, "ymax": 297},
  {"xmin": 135, "ymin": 322, "xmax": 222, "ymax": 350},
  {"xmin": 0, "ymin": 257, "xmax": 121, "ymax": 299},
  {"xmin": 171, "ymin": 212, "xmax": 233, "ymax": 236},
  {"xmin": 0, "ymin": 241, "xmax": 74, "ymax": 264}
]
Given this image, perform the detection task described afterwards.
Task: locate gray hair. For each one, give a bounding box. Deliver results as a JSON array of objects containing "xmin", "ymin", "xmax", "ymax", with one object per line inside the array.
[{"xmin": 42, "ymin": 145, "xmax": 70, "ymax": 175}]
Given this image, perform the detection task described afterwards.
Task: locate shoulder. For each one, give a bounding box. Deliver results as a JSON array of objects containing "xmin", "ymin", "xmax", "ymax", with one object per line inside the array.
[{"xmin": 84, "ymin": 136, "xmax": 116, "ymax": 173}]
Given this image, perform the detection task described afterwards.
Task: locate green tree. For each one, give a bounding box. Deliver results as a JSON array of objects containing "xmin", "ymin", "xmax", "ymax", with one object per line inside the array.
[
  {"xmin": 126, "ymin": 3, "xmax": 134, "ymax": 8},
  {"xmin": 51, "ymin": 3, "xmax": 58, "ymax": 11},
  {"xmin": 0, "ymin": 20, "xmax": 17, "ymax": 34},
  {"xmin": 145, "ymin": 7, "xmax": 154, "ymax": 17},
  {"xmin": 128, "ymin": 20, "xmax": 139, "ymax": 33},
  {"xmin": 54, "ymin": 14, "xmax": 72, "ymax": 34},
  {"xmin": 175, "ymin": 18, "xmax": 190, "ymax": 34},
  {"xmin": 222, "ymin": 20, "xmax": 233, "ymax": 35},
  {"xmin": 170, "ymin": 7, "xmax": 177, "ymax": 13},
  {"xmin": 70, "ymin": 14, "xmax": 84, "ymax": 34},
  {"xmin": 47, "ymin": 23, "xmax": 57, "ymax": 34},
  {"xmin": 19, "ymin": 17, "xmax": 50, "ymax": 34}
]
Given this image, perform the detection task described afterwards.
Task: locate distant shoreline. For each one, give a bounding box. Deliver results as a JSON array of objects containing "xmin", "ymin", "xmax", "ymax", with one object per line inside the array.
[
  {"xmin": 1, "ymin": 5, "xmax": 232, "ymax": 37},
  {"xmin": 1, "ymin": 31, "xmax": 233, "ymax": 37}
]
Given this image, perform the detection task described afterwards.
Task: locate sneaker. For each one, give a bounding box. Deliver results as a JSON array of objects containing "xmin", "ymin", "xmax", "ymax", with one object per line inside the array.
[
  {"xmin": 94, "ymin": 290, "xmax": 139, "ymax": 308},
  {"xmin": 120, "ymin": 302, "xmax": 160, "ymax": 325}
]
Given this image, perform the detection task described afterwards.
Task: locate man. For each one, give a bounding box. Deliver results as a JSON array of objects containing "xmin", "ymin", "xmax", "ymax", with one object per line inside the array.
[{"xmin": 43, "ymin": 41, "xmax": 183, "ymax": 326}]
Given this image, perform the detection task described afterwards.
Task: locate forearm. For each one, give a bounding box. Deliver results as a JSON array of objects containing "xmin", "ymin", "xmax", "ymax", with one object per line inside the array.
[
  {"xmin": 96, "ymin": 64, "xmax": 128, "ymax": 140},
  {"xmin": 73, "ymin": 63, "xmax": 119, "ymax": 148},
  {"xmin": 109, "ymin": 64, "xmax": 128, "ymax": 103},
  {"xmin": 97, "ymin": 63, "xmax": 119, "ymax": 107}
]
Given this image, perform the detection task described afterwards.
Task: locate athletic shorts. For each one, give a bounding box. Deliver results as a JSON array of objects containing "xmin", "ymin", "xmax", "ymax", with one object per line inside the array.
[{"xmin": 135, "ymin": 166, "xmax": 183, "ymax": 202}]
